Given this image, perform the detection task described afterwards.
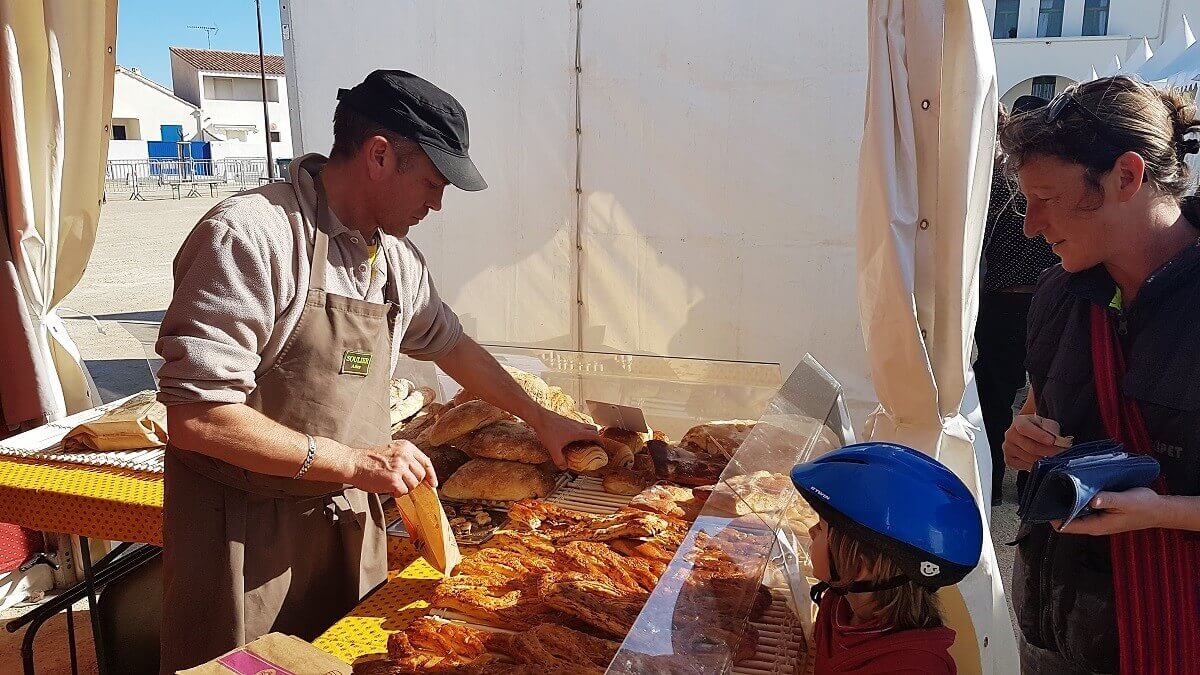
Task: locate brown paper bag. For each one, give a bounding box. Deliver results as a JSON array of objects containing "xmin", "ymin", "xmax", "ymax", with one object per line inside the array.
[
  {"xmin": 395, "ymin": 482, "xmax": 461, "ymax": 575},
  {"xmin": 63, "ymin": 390, "xmax": 168, "ymax": 452},
  {"xmin": 178, "ymin": 632, "xmax": 350, "ymax": 675}
]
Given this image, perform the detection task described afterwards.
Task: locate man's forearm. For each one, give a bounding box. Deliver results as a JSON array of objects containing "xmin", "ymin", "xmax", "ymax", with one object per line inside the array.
[
  {"xmin": 166, "ymin": 402, "xmax": 356, "ymax": 484},
  {"xmin": 434, "ymin": 337, "xmax": 547, "ymax": 425}
]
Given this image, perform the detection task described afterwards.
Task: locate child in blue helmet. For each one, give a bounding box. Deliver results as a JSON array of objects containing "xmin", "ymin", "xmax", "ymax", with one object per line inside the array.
[{"xmin": 791, "ymin": 442, "xmax": 984, "ymax": 675}]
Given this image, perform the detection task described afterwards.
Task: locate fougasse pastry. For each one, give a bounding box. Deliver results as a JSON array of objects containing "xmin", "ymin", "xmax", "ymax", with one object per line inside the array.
[
  {"xmin": 624, "ymin": 484, "xmax": 711, "ymax": 523},
  {"xmin": 540, "ymin": 573, "xmax": 651, "ymax": 638}
]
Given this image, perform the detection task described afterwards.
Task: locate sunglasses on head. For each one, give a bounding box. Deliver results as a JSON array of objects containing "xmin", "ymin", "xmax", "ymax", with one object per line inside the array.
[{"xmin": 1045, "ymin": 91, "xmax": 1127, "ymax": 152}]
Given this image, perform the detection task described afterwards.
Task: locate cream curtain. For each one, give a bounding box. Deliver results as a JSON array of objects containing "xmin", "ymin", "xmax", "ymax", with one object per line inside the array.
[
  {"xmin": 0, "ymin": 0, "xmax": 115, "ymax": 428},
  {"xmin": 856, "ymin": 0, "xmax": 1017, "ymax": 671}
]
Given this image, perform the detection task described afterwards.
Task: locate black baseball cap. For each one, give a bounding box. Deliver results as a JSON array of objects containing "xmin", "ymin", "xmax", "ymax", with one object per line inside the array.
[{"xmin": 337, "ymin": 70, "xmax": 486, "ymax": 191}]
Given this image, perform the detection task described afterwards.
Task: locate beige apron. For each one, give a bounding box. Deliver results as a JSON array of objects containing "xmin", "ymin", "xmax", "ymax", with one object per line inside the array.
[{"xmin": 160, "ymin": 185, "xmax": 395, "ymax": 674}]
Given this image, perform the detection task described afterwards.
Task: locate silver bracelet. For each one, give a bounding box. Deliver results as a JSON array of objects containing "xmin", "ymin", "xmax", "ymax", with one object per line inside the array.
[{"xmin": 294, "ymin": 434, "xmax": 317, "ymax": 480}]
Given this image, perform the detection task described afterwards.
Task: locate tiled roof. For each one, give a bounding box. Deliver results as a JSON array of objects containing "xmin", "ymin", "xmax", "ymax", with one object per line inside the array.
[{"xmin": 169, "ymin": 47, "xmax": 285, "ymax": 75}]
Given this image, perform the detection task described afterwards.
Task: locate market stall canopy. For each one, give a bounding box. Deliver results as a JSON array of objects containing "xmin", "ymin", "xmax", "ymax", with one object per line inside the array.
[
  {"xmin": 1120, "ymin": 38, "xmax": 1154, "ymax": 76},
  {"xmin": 1139, "ymin": 13, "xmax": 1195, "ymax": 82},
  {"xmin": 0, "ymin": 0, "xmax": 115, "ymax": 427},
  {"xmin": 1149, "ymin": 28, "xmax": 1200, "ymax": 92},
  {"xmin": 855, "ymin": 0, "xmax": 1016, "ymax": 671}
]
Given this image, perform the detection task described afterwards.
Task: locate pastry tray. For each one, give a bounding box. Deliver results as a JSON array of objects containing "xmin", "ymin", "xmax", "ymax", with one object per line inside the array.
[{"xmin": 424, "ymin": 475, "xmax": 810, "ymax": 673}]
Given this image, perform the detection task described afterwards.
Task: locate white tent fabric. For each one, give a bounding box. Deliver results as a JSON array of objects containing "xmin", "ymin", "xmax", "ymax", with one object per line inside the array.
[
  {"xmin": 1140, "ymin": 13, "xmax": 1195, "ymax": 82},
  {"xmin": 857, "ymin": 0, "xmax": 1016, "ymax": 671},
  {"xmin": 0, "ymin": 0, "xmax": 115, "ymax": 427},
  {"xmin": 1157, "ymin": 29, "xmax": 1200, "ymax": 91},
  {"xmin": 1086, "ymin": 64, "xmax": 1100, "ymax": 82},
  {"xmin": 1103, "ymin": 54, "xmax": 1123, "ymax": 78},
  {"xmin": 1121, "ymin": 38, "xmax": 1154, "ymax": 76}
]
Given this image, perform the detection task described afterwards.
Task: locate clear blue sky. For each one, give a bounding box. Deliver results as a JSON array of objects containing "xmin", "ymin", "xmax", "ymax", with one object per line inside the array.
[{"xmin": 117, "ymin": 0, "xmax": 284, "ymax": 88}]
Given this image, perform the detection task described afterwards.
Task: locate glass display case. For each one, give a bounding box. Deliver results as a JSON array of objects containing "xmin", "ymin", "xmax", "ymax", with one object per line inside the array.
[
  {"xmin": 394, "ymin": 344, "xmax": 789, "ymax": 440},
  {"xmin": 391, "ymin": 347, "xmax": 851, "ymax": 674},
  {"xmin": 607, "ymin": 355, "xmax": 850, "ymax": 674}
]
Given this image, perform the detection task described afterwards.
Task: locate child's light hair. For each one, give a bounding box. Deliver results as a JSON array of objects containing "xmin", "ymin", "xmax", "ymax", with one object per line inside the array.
[{"xmin": 827, "ymin": 524, "xmax": 943, "ymax": 630}]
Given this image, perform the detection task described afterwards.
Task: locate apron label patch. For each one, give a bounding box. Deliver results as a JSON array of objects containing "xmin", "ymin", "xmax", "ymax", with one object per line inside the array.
[{"xmin": 341, "ymin": 350, "xmax": 372, "ymax": 376}]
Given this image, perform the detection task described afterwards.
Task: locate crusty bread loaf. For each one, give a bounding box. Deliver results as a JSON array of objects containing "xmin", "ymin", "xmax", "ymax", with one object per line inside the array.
[
  {"xmin": 427, "ymin": 445, "xmax": 472, "ymax": 484},
  {"xmin": 428, "ymin": 400, "xmax": 511, "ymax": 447},
  {"xmin": 565, "ymin": 442, "xmax": 609, "ymax": 473},
  {"xmin": 440, "ymin": 459, "xmax": 560, "ymax": 502},
  {"xmin": 393, "ymin": 402, "xmax": 445, "ymax": 443},
  {"xmin": 462, "ymin": 421, "xmax": 552, "ymax": 464},
  {"xmin": 680, "ymin": 420, "xmax": 757, "ymax": 458},
  {"xmin": 391, "ymin": 384, "xmax": 434, "ymax": 429}
]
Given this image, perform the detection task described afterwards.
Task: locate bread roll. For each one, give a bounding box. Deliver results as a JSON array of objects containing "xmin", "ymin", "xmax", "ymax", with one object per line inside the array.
[
  {"xmin": 440, "ymin": 459, "xmax": 560, "ymax": 502},
  {"xmin": 428, "ymin": 400, "xmax": 511, "ymax": 447},
  {"xmin": 600, "ymin": 427, "xmax": 647, "ymax": 455},
  {"xmin": 602, "ymin": 468, "xmax": 652, "ymax": 496},
  {"xmin": 462, "ymin": 421, "xmax": 551, "ymax": 464},
  {"xmin": 565, "ymin": 442, "xmax": 609, "ymax": 473}
]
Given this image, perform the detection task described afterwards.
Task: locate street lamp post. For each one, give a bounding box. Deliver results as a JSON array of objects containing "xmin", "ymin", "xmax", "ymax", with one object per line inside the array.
[{"xmin": 255, "ymin": 0, "xmax": 276, "ymax": 180}]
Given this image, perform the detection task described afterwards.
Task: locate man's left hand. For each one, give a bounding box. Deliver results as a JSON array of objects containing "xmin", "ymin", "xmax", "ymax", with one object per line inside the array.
[
  {"xmin": 1053, "ymin": 488, "xmax": 1164, "ymax": 536},
  {"xmin": 528, "ymin": 409, "xmax": 600, "ymax": 469}
]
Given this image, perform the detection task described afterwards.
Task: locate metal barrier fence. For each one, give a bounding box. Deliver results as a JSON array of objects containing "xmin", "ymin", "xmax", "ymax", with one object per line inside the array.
[{"xmin": 104, "ymin": 158, "xmax": 290, "ymax": 200}]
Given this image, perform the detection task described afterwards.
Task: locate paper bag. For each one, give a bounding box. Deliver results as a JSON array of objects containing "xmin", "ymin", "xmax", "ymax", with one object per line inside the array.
[
  {"xmin": 63, "ymin": 390, "xmax": 168, "ymax": 452},
  {"xmin": 395, "ymin": 482, "xmax": 461, "ymax": 575},
  {"xmin": 178, "ymin": 632, "xmax": 350, "ymax": 675}
]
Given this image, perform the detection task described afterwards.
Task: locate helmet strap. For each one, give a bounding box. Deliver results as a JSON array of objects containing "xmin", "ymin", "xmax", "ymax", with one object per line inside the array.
[{"xmin": 809, "ymin": 575, "xmax": 910, "ymax": 604}]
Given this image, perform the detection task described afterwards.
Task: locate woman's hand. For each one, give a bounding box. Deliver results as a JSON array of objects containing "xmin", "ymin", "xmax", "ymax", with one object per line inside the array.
[
  {"xmin": 1054, "ymin": 488, "xmax": 1165, "ymax": 535},
  {"xmin": 1003, "ymin": 414, "xmax": 1065, "ymax": 471}
]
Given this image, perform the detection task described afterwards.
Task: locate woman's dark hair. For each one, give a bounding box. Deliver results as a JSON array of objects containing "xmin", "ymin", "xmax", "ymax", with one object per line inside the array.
[{"xmin": 999, "ymin": 75, "xmax": 1200, "ymax": 224}]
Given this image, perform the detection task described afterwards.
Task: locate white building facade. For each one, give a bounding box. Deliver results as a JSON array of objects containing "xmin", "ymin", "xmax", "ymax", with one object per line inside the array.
[
  {"xmin": 169, "ymin": 47, "xmax": 292, "ymax": 161},
  {"xmin": 108, "ymin": 66, "xmax": 200, "ymax": 162},
  {"xmin": 986, "ymin": 0, "xmax": 1200, "ymax": 106}
]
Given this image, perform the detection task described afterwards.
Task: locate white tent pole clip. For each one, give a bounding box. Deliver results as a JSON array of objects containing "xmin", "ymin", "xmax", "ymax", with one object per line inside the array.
[{"xmin": 56, "ymin": 306, "xmax": 107, "ymax": 335}]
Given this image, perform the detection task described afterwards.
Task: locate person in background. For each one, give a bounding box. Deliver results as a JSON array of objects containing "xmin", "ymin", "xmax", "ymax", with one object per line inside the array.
[
  {"xmin": 976, "ymin": 95, "xmax": 1060, "ymax": 506},
  {"xmin": 1002, "ymin": 76, "xmax": 1200, "ymax": 674},
  {"xmin": 791, "ymin": 442, "xmax": 983, "ymax": 675}
]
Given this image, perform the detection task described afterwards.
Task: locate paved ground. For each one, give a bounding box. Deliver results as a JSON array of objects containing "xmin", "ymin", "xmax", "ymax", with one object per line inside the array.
[{"xmin": 63, "ymin": 195, "xmax": 223, "ymax": 402}]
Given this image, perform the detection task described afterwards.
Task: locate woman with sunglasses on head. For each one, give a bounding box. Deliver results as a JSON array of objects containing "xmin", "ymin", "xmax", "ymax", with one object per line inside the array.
[{"xmin": 1000, "ymin": 75, "xmax": 1200, "ymax": 674}]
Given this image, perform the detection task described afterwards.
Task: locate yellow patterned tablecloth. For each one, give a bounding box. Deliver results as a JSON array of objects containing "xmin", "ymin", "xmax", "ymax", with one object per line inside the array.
[
  {"xmin": 313, "ymin": 535, "xmax": 446, "ymax": 666},
  {"xmin": 0, "ymin": 456, "xmax": 163, "ymax": 545}
]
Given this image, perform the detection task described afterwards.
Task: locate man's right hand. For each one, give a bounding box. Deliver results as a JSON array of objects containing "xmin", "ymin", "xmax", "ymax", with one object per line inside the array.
[
  {"xmin": 1003, "ymin": 414, "xmax": 1064, "ymax": 472},
  {"xmin": 346, "ymin": 440, "xmax": 437, "ymax": 495}
]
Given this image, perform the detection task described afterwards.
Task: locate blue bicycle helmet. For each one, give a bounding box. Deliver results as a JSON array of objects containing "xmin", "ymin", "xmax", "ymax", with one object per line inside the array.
[{"xmin": 791, "ymin": 442, "xmax": 982, "ymax": 591}]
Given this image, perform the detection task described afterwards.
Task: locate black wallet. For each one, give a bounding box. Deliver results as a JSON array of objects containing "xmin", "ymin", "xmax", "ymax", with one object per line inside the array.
[{"xmin": 1017, "ymin": 439, "xmax": 1160, "ymax": 527}]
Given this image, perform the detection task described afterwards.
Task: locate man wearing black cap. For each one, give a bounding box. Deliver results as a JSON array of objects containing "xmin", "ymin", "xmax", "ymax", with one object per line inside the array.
[{"xmin": 155, "ymin": 70, "xmax": 598, "ymax": 672}]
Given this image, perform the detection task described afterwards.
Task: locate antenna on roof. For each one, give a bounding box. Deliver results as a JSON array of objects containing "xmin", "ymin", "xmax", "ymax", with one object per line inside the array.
[{"xmin": 187, "ymin": 25, "xmax": 218, "ymax": 49}]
